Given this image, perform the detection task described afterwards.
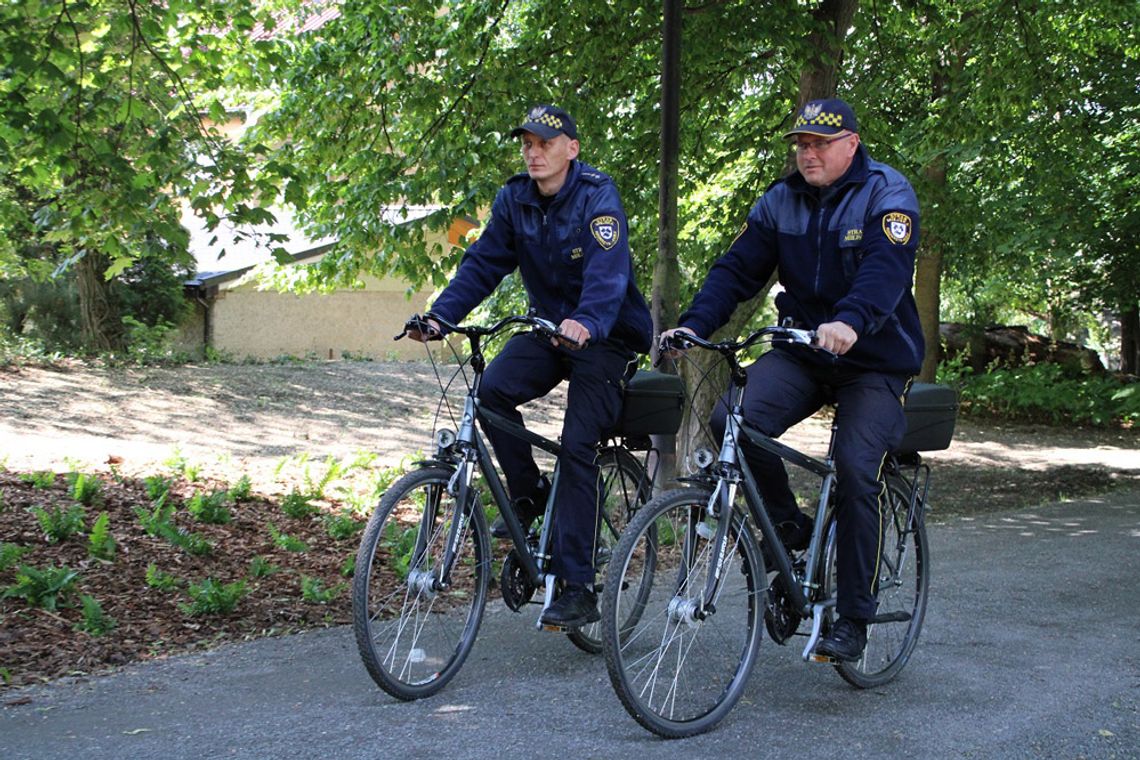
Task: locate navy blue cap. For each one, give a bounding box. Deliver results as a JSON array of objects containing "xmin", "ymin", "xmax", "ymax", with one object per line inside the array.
[
  {"xmin": 783, "ymin": 98, "xmax": 858, "ymax": 138},
  {"xmin": 509, "ymin": 105, "xmax": 578, "ymax": 140}
]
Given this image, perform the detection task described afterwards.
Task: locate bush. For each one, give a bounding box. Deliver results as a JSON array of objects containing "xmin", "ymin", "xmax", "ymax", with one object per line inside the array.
[
  {"xmin": 940, "ymin": 359, "xmax": 1139, "ymax": 427},
  {"xmin": 280, "ymin": 489, "xmax": 318, "ymax": 519},
  {"xmin": 67, "ymin": 471, "xmax": 103, "ymax": 506},
  {"xmin": 186, "ymin": 489, "xmax": 233, "ymax": 525},
  {"xmin": 76, "ymin": 595, "xmax": 117, "ymax": 636},
  {"xmin": 87, "ymin": 512, "xmax": 116, "ymax": 561}
]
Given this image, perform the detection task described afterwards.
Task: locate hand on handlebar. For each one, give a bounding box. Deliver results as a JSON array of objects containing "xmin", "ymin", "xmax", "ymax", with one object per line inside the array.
[
  {"xmin": 813, "ymin": 321, "xmax": 857, "ymax": 355},
  {"xmin": 397, "ymin": 314, "xmax": 442, "ymax": 342},
  {"xmin": 658, "ymin": 326, "xmax": 698, "ymax": 360},
  {"xmin": 554, "ymin": 318, "xmax": 589, "ymax": 350}
]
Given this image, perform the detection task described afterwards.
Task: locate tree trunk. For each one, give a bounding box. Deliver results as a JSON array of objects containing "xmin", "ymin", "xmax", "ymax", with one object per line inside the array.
[
  {"xmin": 75, "ymin": 252, "xmax": 118, "ymax": 353},
  {"xmin": 649, "ymin": 0, "xmax": 683, "ymax": 489},
  {"xmin": 1122, "ymin": 304, "xmax": 1139, "ymax": 375},
  {"xmin": 916, "ymin": 146, "xmax": 947, "ymax": 382},
  {"xmin": 797, "ymin": 0, "xmax": 859, "ymax": 98},
  {"xmin": 917, "ymin": 28, "xmax": 966, "ymax": 381}
]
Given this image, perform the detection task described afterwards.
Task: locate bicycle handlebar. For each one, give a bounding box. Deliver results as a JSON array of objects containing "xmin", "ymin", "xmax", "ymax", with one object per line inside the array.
[
  {"xmin": 659, "ymin": 325, "xmax": 822, "ymax": 356},
  {"xmin": 396, "ymin": 312, "xmax": 582, "ymax": 348}
]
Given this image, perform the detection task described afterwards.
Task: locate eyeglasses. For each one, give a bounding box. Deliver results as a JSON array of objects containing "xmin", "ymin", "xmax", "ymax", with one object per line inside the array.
[{"xmin": 794, "ymin": 133, "xmax": 854, "ymax": 154}]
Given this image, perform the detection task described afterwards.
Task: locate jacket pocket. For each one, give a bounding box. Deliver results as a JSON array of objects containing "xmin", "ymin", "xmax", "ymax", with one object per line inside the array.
[{"xmin": 836, "ymin": 222, "xmax": 864, "ymax": 281}]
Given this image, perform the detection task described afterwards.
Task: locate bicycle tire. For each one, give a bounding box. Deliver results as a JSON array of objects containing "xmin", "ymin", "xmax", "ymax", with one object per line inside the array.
[
  {"xmin": 823, "ymin": 474, "xmax": 929, "ymax": 688},
  {"xmin": 352, "ymin": 466, "xmax": 490, "ymax": 700},
  {"xmin": 567, "ymin": 446, "xmax": 654, "ymax": 654},
  {"xmin": 602, "ymin": 486, "xmax": 764, "ymax": 738}
]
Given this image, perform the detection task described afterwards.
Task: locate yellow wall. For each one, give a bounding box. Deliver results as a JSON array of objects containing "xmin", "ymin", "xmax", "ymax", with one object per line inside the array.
[
  {"xmin": 198, "ymin": 217, "xmax": 477, "ymax": 362},
  {"xmin": 210, "ymin": 275, "xmax": 434, "ymax": 361}
]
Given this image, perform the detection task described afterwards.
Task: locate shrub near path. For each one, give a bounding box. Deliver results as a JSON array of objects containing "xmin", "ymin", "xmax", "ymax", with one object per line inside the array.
[{"xmin": 1, "ymin": 360, "xmax": 1137, "ymax": 689}]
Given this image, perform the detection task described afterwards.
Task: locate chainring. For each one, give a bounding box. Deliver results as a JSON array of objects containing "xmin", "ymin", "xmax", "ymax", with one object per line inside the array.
[
  {"xmin": 763, "ymin": 577, "xmax": 802, "ymax": 644},
  {"xmin": 499, "ymin": 549, "xmax": 537, "ymax": 612}
]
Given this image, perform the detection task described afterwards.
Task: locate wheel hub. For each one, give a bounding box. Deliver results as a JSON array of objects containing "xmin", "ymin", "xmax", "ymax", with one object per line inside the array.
[
  {"xmin": 407, "ymin": 569, "xmax": 438, "ymax": 598},
  {"xmin": 667, "ymin": 596, "xmax": 702, "ymax": 626}
]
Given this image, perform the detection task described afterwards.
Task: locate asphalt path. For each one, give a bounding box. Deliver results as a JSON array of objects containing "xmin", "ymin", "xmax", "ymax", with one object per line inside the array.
[{"xmin": 3, "ymin": 489, "xmax": 1139, "ymax": 760}]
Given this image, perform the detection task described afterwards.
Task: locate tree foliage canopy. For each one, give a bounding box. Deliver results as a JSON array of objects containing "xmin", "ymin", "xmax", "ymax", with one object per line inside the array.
[{"xmin": 2, "ymin": 0, "xmax": 1137, "ymax": 361}]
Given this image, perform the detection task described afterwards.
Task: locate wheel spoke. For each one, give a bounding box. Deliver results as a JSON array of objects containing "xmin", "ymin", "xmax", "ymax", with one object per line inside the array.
[
  {"xmin": 352, "ymin": 468, "xmax": 489, "ymax": 700},
  {"xmin": 603, "ymin": 488, "xmax": 763, "ymax": 738}
]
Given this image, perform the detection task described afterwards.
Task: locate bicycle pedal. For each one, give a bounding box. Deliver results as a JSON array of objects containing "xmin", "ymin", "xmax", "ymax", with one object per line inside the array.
[
  {"xmin": 809, "ymin": 653, "xmax": 837, "ymax": 664},
  {"xmin": 540, "ymin": 623, "xmax": 570, "ymax": 633}
]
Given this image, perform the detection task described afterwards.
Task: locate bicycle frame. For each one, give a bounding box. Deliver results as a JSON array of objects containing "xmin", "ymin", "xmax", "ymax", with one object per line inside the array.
[
  {"xmin": 700, "ymin": 402, "xmax": 932, "ymax": 661},
  {"xmin": 664, "ymin": 325, "xmax": 858, "ymax": 659},
  {"xmin": 410, "ymin": 313, "xmax": 655, "ymax": 613},
  {"xmin": 700, "ymin": 402, "xmax": 839, "ymax": 657}
]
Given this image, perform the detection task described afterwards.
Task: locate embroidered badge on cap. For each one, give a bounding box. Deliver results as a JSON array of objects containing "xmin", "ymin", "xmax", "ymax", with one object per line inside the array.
[
  {"xmin": 883, "ymin": 212, "xmax": 912, "ymax": 245},
  {"xmin": 590, "ymin": 215, "xmax": 620, "ymax": 250}
]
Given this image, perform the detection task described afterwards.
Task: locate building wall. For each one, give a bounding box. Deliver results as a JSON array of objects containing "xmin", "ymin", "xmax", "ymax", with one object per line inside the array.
[
  {"xmin": 187, "ymin": 218, "xmax": 477, "ymax": 362},
  {"xmin": 209, "ymin": 275, "xmax": 435, "ymax": 361}
]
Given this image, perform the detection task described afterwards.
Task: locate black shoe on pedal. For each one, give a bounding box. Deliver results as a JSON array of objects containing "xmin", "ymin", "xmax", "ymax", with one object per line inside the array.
[
  {"xmin": 540, "ymin": 584, "xmax": 600, "ymax": 628},
  {"xmin": 814, "ymin": 617, "xmax": 868, "ymax": 662}
]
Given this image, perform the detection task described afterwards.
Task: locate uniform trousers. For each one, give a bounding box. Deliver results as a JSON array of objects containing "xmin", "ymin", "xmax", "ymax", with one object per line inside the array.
[
  {"xmin": 709, "ymin": 348, "xmax": 909, "ymax": 621},
  {"xmin": 478, "ymin": 331, "xmax": 636, "ymax": 584}
]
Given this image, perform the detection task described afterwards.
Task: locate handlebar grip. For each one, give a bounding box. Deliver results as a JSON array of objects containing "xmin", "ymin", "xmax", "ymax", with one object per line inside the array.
[{"xmin": 554, "ymin": 332, "xmax": 583, "ymax": 349}]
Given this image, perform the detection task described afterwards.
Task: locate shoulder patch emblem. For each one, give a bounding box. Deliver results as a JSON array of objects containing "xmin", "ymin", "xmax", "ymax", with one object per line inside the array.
[
  {"xmin": 883, "ymin": 212, "xmax": 912, "ymax": 245},
  {"xmin": 590, "ymin": 215, "xmax": 620, "ymax": 250}
]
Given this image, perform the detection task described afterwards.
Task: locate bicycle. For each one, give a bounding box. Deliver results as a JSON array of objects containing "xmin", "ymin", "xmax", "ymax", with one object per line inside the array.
[
  {"xmin": 353, "ymin": 312, "xmax": 670, "ymax": 700},
  {"xmin": 600, "ymin": 325, "xmax": 956, "ymax": 737}
]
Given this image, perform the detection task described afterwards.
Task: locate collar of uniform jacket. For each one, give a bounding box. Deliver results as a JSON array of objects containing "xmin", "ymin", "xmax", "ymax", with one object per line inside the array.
[{"xmin": 511, "ymin": 159, "xmax": 584, "ymax": 206}]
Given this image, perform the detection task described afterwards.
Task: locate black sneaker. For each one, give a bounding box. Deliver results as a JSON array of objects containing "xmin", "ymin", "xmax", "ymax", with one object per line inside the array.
[
  {"xmin": 763, "ymin": 516, "xmax": 813, "ymax": 572},
  {"xmin": 815, "ymin": 617, "xmax": 868, "ymax": 662},
  {"xmin": 540, "ymin": 584, "xmax": 600, "ymax": 627},
  {"xmin": 491, "ymin": 476, "xmax": 551, "ymax": 539}
]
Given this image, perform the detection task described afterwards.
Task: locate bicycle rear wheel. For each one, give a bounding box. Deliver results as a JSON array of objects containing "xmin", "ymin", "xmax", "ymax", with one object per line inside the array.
[
  {"xmin": 602, "ymin": 487, "xmax": 764, "ymax": 738},
  {"xmin": 823, "ymin": 474, "xmax": 929, "ymax": 688},
  {"xmin": 567, "ymin": 446, "xmax": 653, "ymax": 653},
  {"xmin": 352, "ymin": 466, "xmax": 490, "ymax": 700}
]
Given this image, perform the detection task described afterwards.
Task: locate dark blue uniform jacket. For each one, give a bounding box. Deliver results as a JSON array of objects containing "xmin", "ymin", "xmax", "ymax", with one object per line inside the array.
[
  {"xmin": 680, "ymin": 146, "xmax": 924, "ymax": 375},
  {"xmin": 431, "ymin": 160, "xmax": 652, "ymax": 353}
]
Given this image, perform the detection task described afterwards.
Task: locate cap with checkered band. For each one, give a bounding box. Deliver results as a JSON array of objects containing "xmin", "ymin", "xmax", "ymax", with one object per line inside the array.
[
  {"xmin": 782, "ymin": 98, "xmax": 858, "ymax": 138},
  {"xmin": 509, "ymin": 105, "xmax": 578, "ymax": 141}
]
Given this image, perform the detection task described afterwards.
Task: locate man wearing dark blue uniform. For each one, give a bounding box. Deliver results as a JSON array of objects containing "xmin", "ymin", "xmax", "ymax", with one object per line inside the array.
[
  {"xmin": 663, "ymin": 99, "xmax": 924, "ymax": 661},
  {"xmin": 406, "ymin": 105, "xmax": 652, "ymax": 627}
]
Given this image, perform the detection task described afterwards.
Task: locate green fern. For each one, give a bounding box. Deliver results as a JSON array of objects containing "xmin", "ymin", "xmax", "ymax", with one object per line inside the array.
[{"xmin": 87, "ymin": 512, "xmax": 116, "ymax": 561}]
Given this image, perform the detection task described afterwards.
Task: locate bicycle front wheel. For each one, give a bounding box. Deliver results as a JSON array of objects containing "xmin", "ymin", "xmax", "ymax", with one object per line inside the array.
[
  {"xmin": 824, "ymin": 474, "xmax": 929, "ymax": 688},
  {"xmin": 567, "ymin": 446, "xmax": 653, "ymax": 654},
  {"xmin": 602, "ymin": 487, "xmax": 764, "ymax": 738},
  {"xmin": 352, "ymin": 466, "xmax": 490, "ymax": 700}
]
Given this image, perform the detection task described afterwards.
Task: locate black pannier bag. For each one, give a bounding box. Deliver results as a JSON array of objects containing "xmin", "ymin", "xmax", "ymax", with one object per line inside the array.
[
  {"xmin": 616, "ymin": 370, "xmax": 685, "ymax": 437},
  {"xmin": 894, "ymin": 382, "xmax": 959, "ymax": 454}
]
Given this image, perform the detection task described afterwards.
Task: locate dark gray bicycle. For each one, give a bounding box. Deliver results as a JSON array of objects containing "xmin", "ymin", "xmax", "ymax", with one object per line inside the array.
[
  {"xmin": 353, "ymin": 313, "xmax": 679, "ymax": 700},
  {"xmin": 600, "ymin": 325, "xmax": 957, "ymax": 737}
]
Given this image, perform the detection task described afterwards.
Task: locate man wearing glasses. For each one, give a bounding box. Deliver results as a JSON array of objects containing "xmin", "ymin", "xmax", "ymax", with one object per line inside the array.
[{"xmin": 663, "ymin": 98, "xmax": 924, "ymax": 662}]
